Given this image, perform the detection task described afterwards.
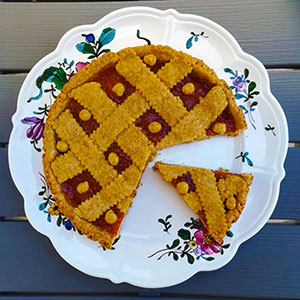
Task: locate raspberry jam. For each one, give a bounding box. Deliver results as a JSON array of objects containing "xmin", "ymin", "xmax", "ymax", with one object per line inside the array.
[
  {"xmin": 66, "ymin": 99, "xmax": 99, "ymax": 135},
  {"xmin": 171, "ymin": 70, "xmax": 214, "ymax": 111},
  {"xmin": 61, "ymin": 170, "xmax": 102, "ymax": 207},
  {"xmin": 89, "ymin": 64, "xmax": 135, "ymax": 104},
  {"xmin": 92, "ymin": 205, "xmax": 124, "ymax": 236},
  {"xmin": 206, "ymin": 106, "xmax": 236, "ymax": 136},
  {"xmin": 148, "ymin": 59, "xmax": 169, "ymax": 73},
  {"xmin": 197, "ymin": 210, "xmax": 208, "ymax": 226},
  {"xmin": 135, "ymin": 108, "xmax": 171, "ymax": 144},
  {"xmin": 214, "ymin": 170, "xmax": 233, "ymax": 182},
  {"xmin": 171, "ymin": 172, "xmax": 196, "ymax": 193},
  {"xmin": 104, "ymin": 142, "xmax": 132, "ymax": 174}
]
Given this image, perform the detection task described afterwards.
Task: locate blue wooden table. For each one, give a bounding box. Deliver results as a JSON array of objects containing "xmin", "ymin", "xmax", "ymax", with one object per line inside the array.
[{"xmin": 0, "ymin": 0, "xmax": 299, "ymax": 299}]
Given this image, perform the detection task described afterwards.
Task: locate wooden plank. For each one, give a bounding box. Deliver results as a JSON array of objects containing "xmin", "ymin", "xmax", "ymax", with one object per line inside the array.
[
  {"xmin": 0, "ymin": 0, "xmax": 300, "ymax": 71},
  {"xmin": 269, "ymin": 70, "xmax": 300, "ymax": 142},
  {"xmin": 0, "ymin": 74, "xmax": 25, "ymax": 143},
  {"xmin": 0, "ymin": 222, "xmax": 299, "ymax": 299},
  {"xmin": 271, "ymin": 148, "xmax": 300, "ymax": 219},
  {"xmin": 2, "ymin": 146, "xmax": 300, "ymax": 218},
  {"xmin": 0, "ymin": 148, "xmax": 25, "ymax": 216},
  {"xmin": 0, "ymin": 297, "xmax": 242, "ymax": 300},
  {"xmin": 1, "ymin": 70, "xmax": 300, "ymax": 143},
  {"xmin": 0, "ymin": 297, "xmax": 240, "ymax": 300},
  {"xmin": 0, "ymin": 297, "xmax": 239, "ymax": 300}
]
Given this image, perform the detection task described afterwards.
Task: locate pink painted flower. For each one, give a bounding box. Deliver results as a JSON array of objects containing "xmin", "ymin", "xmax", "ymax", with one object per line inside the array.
[
  {"xmin": 69, "ymin": 62, "xmax": 90, "ymax": 81},
  {"xmin": 75, "ymin": 62, "xmax": 89, "ymax": 72},
  {"xmin": 194, "ymin": 228, "xmax": 221, "ymax": 255}
]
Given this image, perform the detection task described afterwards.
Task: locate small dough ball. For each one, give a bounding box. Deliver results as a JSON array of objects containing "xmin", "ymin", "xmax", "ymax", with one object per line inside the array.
[
  {"xmin": 226, "ymin": 196, "xmax": 236, "ymax": 210},
  {"xmin": 143, "ymin": 54, "xmax": 157, "ymax": 67},
  {"xmin": 182, "ymin": 83, "xmax": 195, "ymax": 95},
  {"xmin": 176, "ymin": 181, "xmax": 189, "ymax": 195},
  {"xmin": 112, "ymin": 83, "xmax": 125, "ymax": 97},
  {"xmin": 79, "ymin": 109, "xmax": 91, "ymax": 121},
  {"xmin": 77, "ymin": 181, "xmax": 89, "ymax": 194},
  {"xmin": 212, "ymin": 122, "xmax": 227, "ymax": 134},
  {"xmin": 105, "ymin": 210, "xmax": 118, "ymax": 224},
  {"xmin": 56, "ymin": 140, "xmax": 68, "ymax": 153},
  {"xmin": 108, "ymin": 152, "xmax": 119, "ymax": 166},
  {"xmin": 148, "ymin": 121, "xmax": 162, "ymax": 133}
]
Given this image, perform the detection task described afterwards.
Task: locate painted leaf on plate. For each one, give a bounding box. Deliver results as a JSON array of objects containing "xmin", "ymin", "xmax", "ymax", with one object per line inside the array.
[
  {"xmin": 76, "ymin": 42, "xmax": 95, "ymax": 55},
  {"xmin": 99, "ymin": 27, "xmax": 116, "ymax": 46},
  {"xmin": 36, "ymin": 67, "xmax": 68, "ymax": 90}
]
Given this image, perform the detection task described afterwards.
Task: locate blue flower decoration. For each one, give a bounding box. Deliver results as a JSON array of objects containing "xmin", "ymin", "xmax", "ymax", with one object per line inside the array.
[
  {"xmin": 65, "ymin": 219, "xmax": 73, "ymax": 230},
  {"xmin": 85, "ymin": 33, "xmax": 95, "ymax": 43}
]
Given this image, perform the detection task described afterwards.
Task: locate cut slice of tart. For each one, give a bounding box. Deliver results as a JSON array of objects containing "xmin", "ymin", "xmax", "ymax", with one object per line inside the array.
[{"xmin": 154, "ymin": 161, "xmax": 253, "ymax": 243}]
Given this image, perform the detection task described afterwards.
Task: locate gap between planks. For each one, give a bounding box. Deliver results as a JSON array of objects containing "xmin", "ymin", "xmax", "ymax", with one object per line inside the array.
[
  {"xmin": 1, "ymin": 67, "xmax": 300, "ymax": 76},
  {"xmin": 0, "ymin": 291, "xmax": 272, "ymax": 300},
  {"xmin": 1, "ymin": 216, "xmax": 299, "ymax": 224}
]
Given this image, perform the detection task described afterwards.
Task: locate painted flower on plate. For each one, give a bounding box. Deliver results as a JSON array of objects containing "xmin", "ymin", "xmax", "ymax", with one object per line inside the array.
[
  {"xmin": 65, "ymin": 219, "xmax": 73, "ymax": 230},
  {"xmin": 21, "ymin": 117, "xmax": 45, "ymax": 141},
  {"xmin": 194, "ymin": 228, "xmax": 221, "ymax": 255},
  {"xmin": 232, "ymin": 76, "xmax": 247, "ymax": 92},
  {"xmin": 193, "ymin": 247, "xmax": 202, "ymax": 257},
  {"xmin": 84, "ymin": 33, "xmax": 95, "ymax": 43},
  {"xmin": 75, "ymin": 62, "xmax": 89, "ymax": 72}
]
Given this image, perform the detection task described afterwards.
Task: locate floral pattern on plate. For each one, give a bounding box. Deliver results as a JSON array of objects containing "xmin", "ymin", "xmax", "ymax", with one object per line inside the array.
[{"xmin": 149, "ymin": 217, "xmax": 232, "ymax": 264}]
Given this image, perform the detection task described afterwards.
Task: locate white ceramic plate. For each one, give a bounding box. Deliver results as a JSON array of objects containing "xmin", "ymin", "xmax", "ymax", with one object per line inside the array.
[{"xmin": 9, "ymin": 7, "xmax": 288, "ymax": 288}]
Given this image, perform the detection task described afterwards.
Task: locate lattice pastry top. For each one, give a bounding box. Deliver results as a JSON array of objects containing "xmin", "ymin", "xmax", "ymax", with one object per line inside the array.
[{"xmin": 43, "ymin": 45, "xmax": 247, "ymax": 249}]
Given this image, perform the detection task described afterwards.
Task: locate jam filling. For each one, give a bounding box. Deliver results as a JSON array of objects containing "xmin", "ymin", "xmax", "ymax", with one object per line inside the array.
[
  {"xmin": 66, "ymin": 99, "xmax": 99, "ymax": 135},
  {"xmin": 55, "ymin": 133, "xmax": 60, "ymax": 143},
  {"xmin": 171, "ymin": 70, "xmax": 214, "ymax": 111},
  {"xmin": 148, "ymin": 59, "xmax": 169, "ymax": 73},
  {"xmin": 214, "ymin": 170, "xmax": 230, "ymax": 182},
  {"xmin": 89, "ymin": 64, "xmax": 135, "ymax": 104},
  {"xmin": 171, "ymin": 172, "xmax": 196, "ymax": 193},
  {"xmin": 104, "ymin": 142, "xmax": 132, "ymax": 174},
  {"xmin": 61, "ymin": 170, "xmax": 102, "ymax": 207},
  {"xmin": 197, "ymin": 210, "xmax": 208, "ymax": 227},
  {"xmin": 135, "ymin": 108, "xmax": 171, "ymax": 144},
  {"xmin": 92, "ymin": 205, "xmax": 124, "ymax": 236},
  {"xmin": 206, "ymin": 106, "xmax": 236, "ymax": 136}
]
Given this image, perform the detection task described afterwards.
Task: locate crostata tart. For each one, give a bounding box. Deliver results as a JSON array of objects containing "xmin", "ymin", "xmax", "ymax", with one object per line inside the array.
[
  {"xmin": 43, "ymin": 45, "xmax": 248, "ymax": 248},
  {"xmin": 154, "ymin": 162, "xmax": 253, "ymax": 243}
]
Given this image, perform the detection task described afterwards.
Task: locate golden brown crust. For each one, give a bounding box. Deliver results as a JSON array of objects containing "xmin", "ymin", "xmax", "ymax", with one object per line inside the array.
[
  {"xmin": 62, "ymin": 52, "xmax": 119, "ymax": 94},
  {"xmin": 220, "ymin": 80, "xmax": 247, "ymax": 136},
  {"xmin": 153, "ymin": 161, "xmax": 253, "ymax": 242},
  {"xmin": 43, "ymin": 45, "xmax": 248, "ymax": 249}
]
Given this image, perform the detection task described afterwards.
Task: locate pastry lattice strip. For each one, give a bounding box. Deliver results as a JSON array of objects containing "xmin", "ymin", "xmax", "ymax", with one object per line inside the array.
[
  {"xmin": 116, "ymin": 50, "xmax": 188, "ymax": 127},
  {"xmin": 75, "ymin": 164, "xmax": 142, "ymax": 221},
  {"xmin": 157, "ymin": 85, "xmax": 227, "ymax": 149},
  {"xmin": 116, "ymin": 48, "xmax": 232, "ymax": 150},
  {"xmin": 68, "ymin": 73, "xmax": 156, "ymax": 169},
  {"xmin": 69, "ymin": 82, "xmax": 117, "ymax": 125},
  {"xmin": 65, "ymin": 79, "xmax": 157, "ymax": 199},
  {"xmin": 89, "ymin": 91, "xmax": 150, "ymax": 153},
  {"xmin": 51, "ymin": 107, "xmax": 153, "ymax": 222}
]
